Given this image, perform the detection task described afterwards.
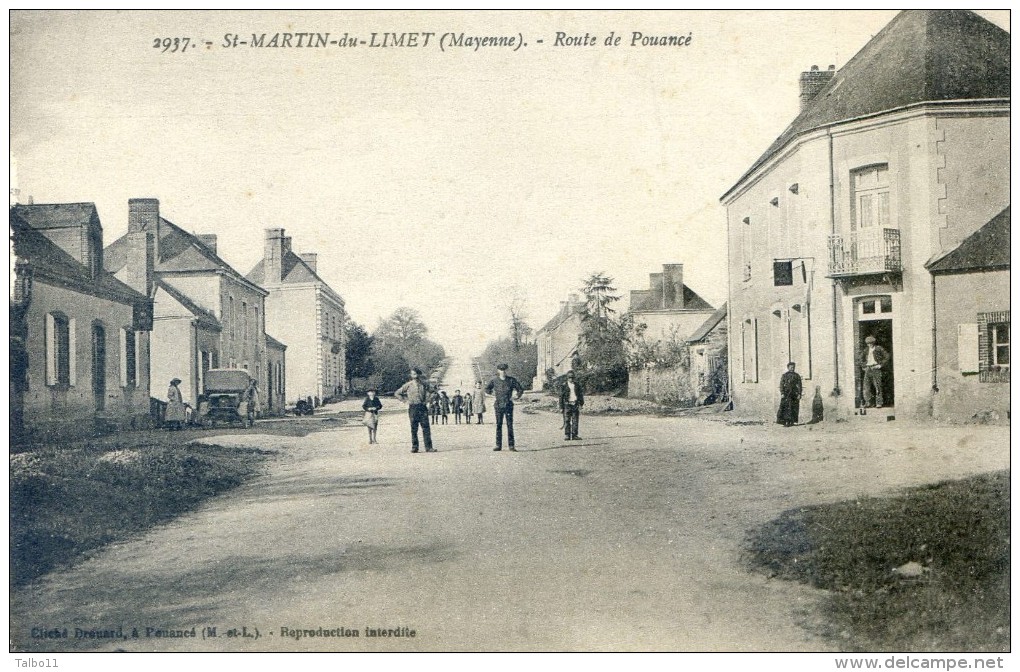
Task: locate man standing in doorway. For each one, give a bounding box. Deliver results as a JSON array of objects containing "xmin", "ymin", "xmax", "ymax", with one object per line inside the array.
[
  {"xmin": 396, "ymin": 368, "xmax": 436, "ymax": 453},
  {"xmin": 858, "ymin": 335, "xmax": 890, "ymax": 408},
  {"xmin": 485, "ymin": 363, "xmax": 524, "ymax": 451},
  {"xmin": 559, "ymin": 370, "xmax": 585, "ymax": 440}
]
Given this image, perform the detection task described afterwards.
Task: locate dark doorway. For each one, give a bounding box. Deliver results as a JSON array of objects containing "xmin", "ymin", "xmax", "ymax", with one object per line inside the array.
[
  {"xmin": 856, "ymin": 318, "xmax": 894, "ymax": 408},
  {"xmin": 92, "ymin": 324, "xmax": 106, "ymax": 411}
]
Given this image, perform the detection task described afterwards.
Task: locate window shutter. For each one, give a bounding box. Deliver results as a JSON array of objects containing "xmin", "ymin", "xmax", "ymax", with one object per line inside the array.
[
  {"xmin": 46, "ymin": 313, "xmax": 57, "ymax": 386},
  {"xmin": 958, "ymin": 323, "xmax": 979, "ymax": 374},
  {"xmin": 135, "ymin": 331, "xmax": 144, "ymax": 389},
  {"xmin": 120, "ymin": 328, "xmax": 128, "ymax": 387},
  {"xmin": 68, "ymin": 318, "xmax": 77, "ymax": 386}
]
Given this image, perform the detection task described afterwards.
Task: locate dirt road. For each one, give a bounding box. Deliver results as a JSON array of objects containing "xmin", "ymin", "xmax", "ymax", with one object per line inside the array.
[{"xmin": 10, "ymin": 382, "xmax": 1009, "ymax": 652}]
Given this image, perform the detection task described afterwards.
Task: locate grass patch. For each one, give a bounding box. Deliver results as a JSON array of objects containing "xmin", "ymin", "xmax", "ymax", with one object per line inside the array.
[
  {"xmin": 744, "ymin": 471, "xmax": 1009, "ymax": 652},
  {"xmin": 10, "ymin": 439, "xmax": 272, "ymax": 587}
]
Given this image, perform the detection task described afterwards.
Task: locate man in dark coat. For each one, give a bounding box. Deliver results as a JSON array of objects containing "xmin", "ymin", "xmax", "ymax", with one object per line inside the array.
[
  {"xmin": 777, "ymin": 362, "xmax": 803, "ymax": 427},
  {"xmin": 858, "ymin": 334, "xmax": 890, "ymax": 408},
  {"xmin": 485, "ymin": 363, "xmax": 524, "ymax": 451},
  {"xmin": 558, "ymin": 370, "xmax": 585, "ymax": 440}
]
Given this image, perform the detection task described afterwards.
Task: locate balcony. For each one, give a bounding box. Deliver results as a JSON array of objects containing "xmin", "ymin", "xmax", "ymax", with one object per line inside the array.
[{"xmin": 827, "ymin": 228, "xmax": 902, "ymax": 278}]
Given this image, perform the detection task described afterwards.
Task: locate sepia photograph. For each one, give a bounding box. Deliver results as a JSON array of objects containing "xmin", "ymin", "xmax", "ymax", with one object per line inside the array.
[{"xmin": 8, "ymin": 8, "xmax": 1011, "ymax": 666}]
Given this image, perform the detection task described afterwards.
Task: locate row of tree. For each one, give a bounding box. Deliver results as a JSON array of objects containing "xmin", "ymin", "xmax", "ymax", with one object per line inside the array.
[{"xmin": 345, "ymin": 307, "xmax": 446, "ymax": 393}]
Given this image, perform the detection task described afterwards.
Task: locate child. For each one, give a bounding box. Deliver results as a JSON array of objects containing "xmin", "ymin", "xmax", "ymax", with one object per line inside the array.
[
  {"xmin": 440, "ymin": 391, "xmax": 451, "ymax": 425},
  {"xmin": 452, "ymin": 389, "xmax": 464, "ymax": 424},
  {"xmin": 362, "ymin": 389, "xmax": 383, "ymax": 444},
  {"xmin": 462, "ymin": 392, "xmax": 473, "ymax": 423}
]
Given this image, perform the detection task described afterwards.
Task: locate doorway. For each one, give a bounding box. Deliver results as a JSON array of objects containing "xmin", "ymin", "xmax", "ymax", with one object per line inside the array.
[
  {"xmin": 854, "ymin": 297, "xmax": 894, "ymax": 408},
  {"xmin": 92, "ymin": 323, "xmax": 106, "ymax": 412}
]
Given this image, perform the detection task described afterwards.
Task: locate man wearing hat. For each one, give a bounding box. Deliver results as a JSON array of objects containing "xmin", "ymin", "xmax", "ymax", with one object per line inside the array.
[
  {"xmin": 858, "ymin": 334, "xmax": 890, "ymax": 408},
  {"xmin": 395, "ymin": 368, "xmax": 436, "ymax": 453},
  {"xmin": 558, "ymin": 370, "xmax": 585, "ymax": 440},
  {"xmin": 485, "ymin": 363, "xmax": 524, "ymax": 451}
]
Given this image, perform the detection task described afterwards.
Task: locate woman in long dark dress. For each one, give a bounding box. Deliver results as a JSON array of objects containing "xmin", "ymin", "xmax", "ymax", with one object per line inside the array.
[{"xmin": 777, "ymin": 362, "xmax": 803, "ymax": 427}]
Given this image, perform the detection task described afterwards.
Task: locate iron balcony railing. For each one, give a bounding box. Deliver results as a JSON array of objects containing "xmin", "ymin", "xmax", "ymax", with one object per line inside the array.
[{"xmin": 827, "ymin": 227, "xmax": 902, "ymax": 277}]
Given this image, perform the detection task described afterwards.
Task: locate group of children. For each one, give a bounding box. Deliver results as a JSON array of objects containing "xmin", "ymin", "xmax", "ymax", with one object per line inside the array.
[{"xmin": 361, "ymin": 383, "xmax": 490, "ymax": 445}]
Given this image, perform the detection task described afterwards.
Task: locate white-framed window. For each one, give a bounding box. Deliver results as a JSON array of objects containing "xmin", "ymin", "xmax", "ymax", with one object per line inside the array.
[
  {"xmin": 851, "ymin": 164, "xmax": 891, "ymax": 230},
  {"xmin": 977, "ymin": 311, "xmax": 1009, "ymax": 383},
  {"xmin": 46, "ymin": 312, "xmax": 75, "ymax": 387}
]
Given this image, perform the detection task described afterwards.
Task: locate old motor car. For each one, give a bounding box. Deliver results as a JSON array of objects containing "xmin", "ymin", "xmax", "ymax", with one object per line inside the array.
[{"xmin": 197, "ymin": 368, "xmax": 255, "ymax": 428}]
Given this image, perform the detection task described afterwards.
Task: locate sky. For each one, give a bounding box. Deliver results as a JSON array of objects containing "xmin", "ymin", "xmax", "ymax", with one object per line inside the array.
[{"xmin": 10, "ymin": 10, "xmax": 1010, "ymax": 359}]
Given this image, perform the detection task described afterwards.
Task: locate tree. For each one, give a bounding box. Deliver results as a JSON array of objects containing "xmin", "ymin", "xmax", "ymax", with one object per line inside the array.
[
  {"xmin": 506, "ymin": 288, "xmax": 533, "ymax": 351},
  {"xmin": 574, "ymin": 273, "xmax": 629, "ymax": 392},
  {"xmin": 375, "ymin": 307, "xmax": 428, "ymax": 350},
  {"xmin": 344, "ymin": 321, "xmax": 374, "ymax": 390}
]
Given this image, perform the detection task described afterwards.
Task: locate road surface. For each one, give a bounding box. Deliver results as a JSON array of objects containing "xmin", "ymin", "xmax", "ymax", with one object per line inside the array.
[{"xmin": 10, "ymin": 360, "xmax": 1010, "ymax": 652}]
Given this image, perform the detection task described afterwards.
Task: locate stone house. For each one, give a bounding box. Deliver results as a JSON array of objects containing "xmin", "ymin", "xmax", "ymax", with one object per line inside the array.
[
  {"xmin": 720, "ymin": 10, "xmax": 1009, "ymax": 422},
  {"xmin": 10, "ymin": 203, "xmax": 153, "ymax": 441},
  {"xmin": 926, "ymin": 207, "xmax": 1009, "ymax": 421},
  {"xmin": 625, "ymin": 264, "xmax": 722, "ymax": 405},
  {"xmin": 535, "ymin": 293, "xmax": 584, "ymax": 388},
  {"xmin": 105, "ymin": 199, "xmax": 270, "ymax": 410},
  {"xmin": 265, "ymin": 333, "xmax": 287, "ymax": 415},
  {"xmin": 246, "ymin": 229, "xmax": 346, "ymax": 405}
]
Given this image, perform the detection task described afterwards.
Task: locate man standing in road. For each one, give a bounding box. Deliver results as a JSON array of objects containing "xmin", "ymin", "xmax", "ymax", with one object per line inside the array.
[
  {"xmin": 559, "ymin": 370, "xmax": 585, "ymax": 441},
  {"xmin": 858, "ymin": 335, "xmax": 890, "ymax": 408},
  {"xmin": 485, "ymin": 363, "xmax": 524, "ymax": 451},
  {"xmin": 396, "ymin": 368, "xmax": 436, "ymax": 453}
]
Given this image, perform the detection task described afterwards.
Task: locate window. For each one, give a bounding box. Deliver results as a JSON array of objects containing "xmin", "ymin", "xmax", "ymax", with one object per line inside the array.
[
  {"xmin": 120, "ymin": 328, "xmax": 137, "ymax": 387},
  {"xmin": 977, "ymin": 311, "xmax": 1010, "ymax": 383},
  {"xmin": 242, "ymin": 301, "xmax": 248, "ymax": 342},
  {"xmin": 991, "ymin": 324, "xmax": 1009, "ymax": 368},
  {"xmin": 741, "ymin": 317, "xmax": 758, "ymax": 383},
  {"xmin": 742, "ymin": 217, "xmax": 753, "ymax": 281},
  {"xmin": 851, "ymin": 164, "xmax": 890, "ymax": 230},
  {"xmin": 46, "ymin": 313, "xmax": 75, "ymax": 387},
  {"xmin": 229, "ymin": 296, "xmax": 235, "ymax": 339}
]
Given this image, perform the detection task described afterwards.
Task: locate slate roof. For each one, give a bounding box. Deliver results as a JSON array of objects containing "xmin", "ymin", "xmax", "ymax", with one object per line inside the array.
[
  {"xmin": 10, "ymin": 208, "xmax": 147, "ymax": 304},
  {"xmin": 10, "ymin": 202, "xmax": 100, "ymax": 231},
  {"xmin": 687, "ymin": 303, "xmax": 728, "ymax": 344},
  {"xmin": 537, "ymin": 301, "xmax": 584, "ymax": 335},
  {"xmin": 630, "ymin": 285, "xmax": 714, "ymax": 312},
  {"xmin": 724, "ymin": 10, "xmax": 1010, "ymax": 199},
  {"xmin": 265, "ymin": 333, "xmax": 287, "ymax": 350},
  {"xmin": 105, "ymin": 217, "xmax": 264, "ymax": 293},
  {"xmin": 245, "ymin": 250, "xmax": 327, "ymax": 286},
  {"xmin": 926, "ymin": 207, "xmax": 1010, "ymax": 274},
  {"xmin": 154, "ymin": 279, "xmax": 221, "ymax": 331}
]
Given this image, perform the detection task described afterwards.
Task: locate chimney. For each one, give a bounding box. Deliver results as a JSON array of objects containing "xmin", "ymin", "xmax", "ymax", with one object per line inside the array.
[
  {"xmin": 299, "ymin": 253, "xmax": 317, "ymax": 273},
  {"xmin": 662, "ymin": 264, "xmax": 684, "ymax": 309},
  {"xmin": 648, "ymin": 273, "xmax": 664, "ymax": 308},
  {"xmin": 197, "ymin": 234, "xmax": 218, "ymax": 255},
  {"xmin": 129, "ymin": 198, "xmax": 161, "ymax": 262},
  {"xmin": 264, "ymin": 228, "xmax": 286, "ymax": 284},
  {"xmin": 799, "ymin": 64, "xmax": 836, "ymax": 111},
  {"xmin": 124, "ymin": 231, "xmax": 154, "ymax": 297}
]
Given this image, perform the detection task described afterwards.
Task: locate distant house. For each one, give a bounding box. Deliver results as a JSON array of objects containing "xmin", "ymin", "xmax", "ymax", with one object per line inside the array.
[
  {"xmin": 720, "ymin": 10, "xmax": 1009, "ymax": 421},
  {"xmin": 265, "ymin": 333, "xmax": 287, "ymax": 415},
  {"xmin": 246, "ymin": 229, "xmax": 346, "ymax": 405},
  {"xmin": 926, "ymin": 207, "xmax": 1009, "ymax": 421},
  {"xmin": 105, "ymin": 199, "xmax": 269, "ymax": 410},
  {"xmin": 10, "ymin": 203, "xmax": 153, "ymax": 441},
  {"xmin": 535, "ymin": 293, "xmax": 584, "ymax": 387},
  {"xmin": 625, "ymin": 264, "xmax": 722, "ymax": 405}
]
